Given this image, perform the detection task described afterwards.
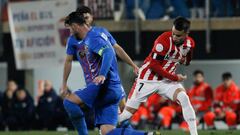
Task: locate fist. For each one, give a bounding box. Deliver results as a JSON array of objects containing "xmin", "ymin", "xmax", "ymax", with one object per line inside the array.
[{"xmin": 93, "ymin": 75, "xmax": 106, "ymax": 85}]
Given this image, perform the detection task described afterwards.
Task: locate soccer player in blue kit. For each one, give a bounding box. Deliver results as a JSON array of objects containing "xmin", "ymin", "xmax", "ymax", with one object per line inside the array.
[
  {"xmin": 61, "ymin": 12, "xmax": 160, "ymax": 135},
  {"xmin": 65, "ymin": 5, "xmax": 139, "ymax": 113}
]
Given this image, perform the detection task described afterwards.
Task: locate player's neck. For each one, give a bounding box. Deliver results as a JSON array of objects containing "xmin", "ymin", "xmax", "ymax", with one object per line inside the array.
[{"xmin": 78, "ymin": 25, "xmax": 90, "ymax": 39}]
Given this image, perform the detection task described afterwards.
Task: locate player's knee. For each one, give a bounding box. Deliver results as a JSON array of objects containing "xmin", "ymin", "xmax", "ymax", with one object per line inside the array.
[
  {"xmin": 63, "ymin": 99, "xmax": 84, "ymax": 118},
  {"xmin": 176, "ymin": 91, "xmax": 190, "ymax": 107}
]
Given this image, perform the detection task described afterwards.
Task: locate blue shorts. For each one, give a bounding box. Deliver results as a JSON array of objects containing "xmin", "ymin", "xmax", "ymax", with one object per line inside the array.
[
  {"xmin": 94, "ymin": 82, "xmax": 123, "ymax": 127},
  {"xmin": 74, "ymin": 83, "xmax": 101, "ymax": 108}
]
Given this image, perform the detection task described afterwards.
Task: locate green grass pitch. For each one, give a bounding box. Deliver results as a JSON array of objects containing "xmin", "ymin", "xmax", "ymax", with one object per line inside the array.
[{"xmin": 0, "ymin": 130, "xmax": 240, "ymax": 135}]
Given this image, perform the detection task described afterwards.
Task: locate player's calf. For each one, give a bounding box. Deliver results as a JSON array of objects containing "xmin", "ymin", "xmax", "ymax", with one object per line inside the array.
[
  {"xmin": 63, "ymin": 99, "xmax": 88, "ymax": 135},
  {"xmin": 175, "ymin": 89, "xmax": 198, "ymax": 135}
]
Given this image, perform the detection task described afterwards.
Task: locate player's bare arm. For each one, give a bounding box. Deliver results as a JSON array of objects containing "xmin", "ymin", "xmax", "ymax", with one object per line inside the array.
[
  {"xmin": 61, "ymin": 54, "xmax": 73, "ymax": 98},
  {"xmin": 113, "ymin": 44, "xmax": 139, "ymax": 75}
]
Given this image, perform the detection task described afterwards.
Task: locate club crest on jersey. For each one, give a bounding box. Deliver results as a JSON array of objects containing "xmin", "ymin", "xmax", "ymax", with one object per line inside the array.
[
  {"xmin": 78, "ymin": 45, "xmax": 88, "ymax": 58},
  {"xmin": 155, "ymin": 43, "xmax": 163, "ymax": 52}
]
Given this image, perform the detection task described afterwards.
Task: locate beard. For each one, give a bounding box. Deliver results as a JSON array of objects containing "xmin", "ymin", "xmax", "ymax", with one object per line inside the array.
[
  {"xmin": 174, "ymin": 39, "xmax": 185, "ymax": 47},
  {"xmin": 74, "ymin": 33, "xmax": 82, "ymax": 40}
]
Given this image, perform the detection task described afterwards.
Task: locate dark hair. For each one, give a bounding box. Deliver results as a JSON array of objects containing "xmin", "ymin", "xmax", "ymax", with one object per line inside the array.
[
  {"xmin": 222, "ymin": 72, "xmax": 232, "ymax": 80},
  {"xmin": 193, "ymin": 70, "xmax": 204, "ymax": 76},
  {"xmin": 76, "ymin": 5, "xmax": 92, "ymax": 14},
  {"xmin": 173, "ymin": 16, "xmax": 191, "ymax": 32},
  {"xmin": 64, "ymin": 11, "xmax": 85, "ymax": 26}
]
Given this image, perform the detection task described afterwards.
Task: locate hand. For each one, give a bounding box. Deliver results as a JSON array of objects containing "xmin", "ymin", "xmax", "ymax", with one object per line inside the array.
[
  {"xmin": 177, "ymin": 74, "xmax": 187, "ymax": 82},
  {"xmin": 132, "ymin": 64, "xmax": 139, "ymax": 75},
  {"xmin": 179, "ymin": 57, "xmax": 186, "ymax": 65},
  {"xmin": 93, "ymin": 75, "xmax": 106, "ymax": 85},
  {"xmin": 60, "ymin": 84, "xmax": 70, "ymax": 98}
]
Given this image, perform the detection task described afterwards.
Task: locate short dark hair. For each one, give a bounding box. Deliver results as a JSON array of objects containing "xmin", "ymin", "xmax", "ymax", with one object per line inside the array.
[
  {"xmin": 173, "ymin": 16, "xmax": 191, "ymax": 32},
  {"xmin": 193, "ymin": 70, "xmax": 204, "ymax": 76},
  {"xmin": 64, "ymin": 11, "xmax": 85, "ymax": 26},
  {"xmin": 222, "ymin": 72, "xmax": 232, "ymax": 80},
  {"xmin": 76, "ymin": 5, "xmax": 92, "ymax": 15}
]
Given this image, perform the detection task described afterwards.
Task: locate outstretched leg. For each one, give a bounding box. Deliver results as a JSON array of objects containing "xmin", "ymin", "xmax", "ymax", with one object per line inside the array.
[{"xmin": 174, "ymin": 89, "xmax": 198, "ymax": 135}]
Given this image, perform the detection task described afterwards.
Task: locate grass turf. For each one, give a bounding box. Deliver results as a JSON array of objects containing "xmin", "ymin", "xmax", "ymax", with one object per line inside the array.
[{"xmin": 0, "ymin": 130, "xmax": 239, "ymax": 135}]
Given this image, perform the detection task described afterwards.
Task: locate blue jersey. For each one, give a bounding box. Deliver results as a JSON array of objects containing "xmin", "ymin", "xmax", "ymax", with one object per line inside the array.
[
  {"xmin": 66, "ymin": 28, "xmax": 120, "ymax": 85},
  {"xmin": 66, "ymin": 26, "xmax": 117, "ymax": 51}
]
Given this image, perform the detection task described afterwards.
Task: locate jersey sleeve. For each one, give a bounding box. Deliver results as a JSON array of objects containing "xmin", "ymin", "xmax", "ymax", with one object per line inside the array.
[
  {"xmin": 88, "ymin": 36, "xmax": 114, "ymax": 77},
  {"xmin": 65, "ymin": 37, "xmax": 75, "ymax": 55},
  {"xmin": 184, "ymin": 37, "xmax": 195, "ymax": 65},
  {"xmin": 88, "ymin": 36, "xmax": 112, "ymax": 56},
  {"xmin": 189, "ymin": 37, "xmax": 195, "ymax": 49},
  {"xmin": 152, "ymin": 34, "xmax": 170, "ymax": 57},
  {"xmin": 102, "ymin": 28, "xmax": 117, "ymax": 46}
]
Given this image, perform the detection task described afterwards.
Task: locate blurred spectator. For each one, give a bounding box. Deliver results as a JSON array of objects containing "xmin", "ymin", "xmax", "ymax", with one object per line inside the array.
[
  {"xmin": 36, "ymin": 80, "xmax": 60, "ymax": 130},
  {"xmin": 204, "ymin": 72, "xmax": 239, "ymax": 129},
  {"xmin": 83, "ymin": 0, "xmax": 114, "ymax": 19},
  {"xmin": 156, "ymin": 104, "xmax": 177, "ymax": 130},
  {"xmin": 170, "ymin": 0, "xmax": 190, "ymax": 18},
  {"xmin": 211, "ymin": 0, "xmax": 240, "ymax": 17},
  {"xmin": 125, "ymin": 0, "xmax": 190, "ymax": 20},
  {"xmin": 125, "ymin": 0, "xmax": 149, "ymax": 20},
  {"xmin": 146, "ymin": 0, "xmax": 166, "ymax": 19},
  {"xmin": 238, "ymin": 89, "xmax": 240, "ymax": 123},
  {"xmin": 130, "ymin": 94, "xmax": 161, "ymax": 129},
  {"xmin": 188, "ymin": 70, "xmax": 213, "ymax": 124},
  {"xmin": 155, "ymin": 99, "xmax": 187, "ymax": 130},
  {"xmin": 2, "ymin": 80, "xmax": 18, "ymax": 130},
  {"xmin": 131, "ymin": 103, "xmax": 149, "ymax": 129},
  {"xmin": 187, "ymin": 0, "xmax": 205, "ymax": 18},
  {"xmin": 12, "ymin": 88, "xmax": 35, "ymax": 130},
  {"xmin": 53, "ymin": 91, "xmax": 73, "ymax": 129},
  {"xmin": 151, "ymin": 94, "xmax": 175, "ymax": 130}
]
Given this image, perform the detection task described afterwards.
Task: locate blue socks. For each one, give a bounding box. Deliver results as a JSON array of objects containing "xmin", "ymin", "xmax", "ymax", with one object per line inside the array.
[
  {"xmin": 63, "ymin": 99, "xmax": 88, "ymax": 135},
  {"xmin": 106, "ymin": 128, "xmax": 147, "ymax": 135}
]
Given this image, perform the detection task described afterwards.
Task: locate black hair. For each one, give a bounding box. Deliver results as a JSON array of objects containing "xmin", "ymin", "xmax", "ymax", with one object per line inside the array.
[
  {"xmin": 173, "ymin": 16, "xmax": 191, "ymax": 32},
  {"xmin": 76, "ymin": 5, "xmax": 92, "ymax": 14},
  {"xmin": 64, "ymin": 11, "xmax": 85, "ymax": 26},
  {"xmin": 193, "ymin": 70, "xmax": 204, "ymax": 76},
  {"xmin": 222, "ymin": 72, "xmax": 232, "ymax": 80}
]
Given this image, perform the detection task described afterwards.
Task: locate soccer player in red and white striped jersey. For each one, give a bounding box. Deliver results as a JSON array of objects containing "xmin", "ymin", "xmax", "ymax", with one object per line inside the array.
[{"xmin": 119, "ymin": 17, "xmax": 198, "ymax": 135}]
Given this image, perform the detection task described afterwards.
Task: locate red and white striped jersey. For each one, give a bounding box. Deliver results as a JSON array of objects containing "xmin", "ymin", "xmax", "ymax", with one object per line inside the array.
[{"xmin": 138, "ymin": 31, "xmax": 195, "ymax": 81}]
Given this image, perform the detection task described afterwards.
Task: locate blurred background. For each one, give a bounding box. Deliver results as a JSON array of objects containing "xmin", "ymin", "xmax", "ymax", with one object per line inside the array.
[{"xmin": 1, "ymin": 0, "xmax": 240, "ymax": 133}]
